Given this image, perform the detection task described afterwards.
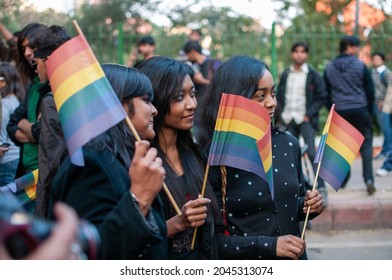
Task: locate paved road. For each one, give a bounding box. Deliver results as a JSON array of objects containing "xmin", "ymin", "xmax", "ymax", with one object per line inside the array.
[{"xmin": 306, "ymin": 228, "xmax": 392, "ymax": 260}]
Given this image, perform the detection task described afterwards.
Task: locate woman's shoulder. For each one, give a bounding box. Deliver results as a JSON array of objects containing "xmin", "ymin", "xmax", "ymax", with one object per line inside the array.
[
  {"xmin": 2, "ymin": 94, "xmax": 19, "ymax": 107},
  {"xmin": 273, "ymin": 129, "xmax": 299, "ymax": 144}
]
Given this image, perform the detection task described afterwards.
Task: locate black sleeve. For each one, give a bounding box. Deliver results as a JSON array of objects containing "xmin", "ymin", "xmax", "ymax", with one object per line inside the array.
[
  {"xmin": 7, "ymin": 101, "xmax": 27, "ymax": 146},
  {"xmin": 307, "ymin": 71, "xmax": 327, "ymax": 119},
  {"xmin": 363, "ymin": 65, "xmax": 375, "ymax": 114},
  {"xmin": 323, "ymin": 70, "xmax": 333, "ymax": 109},
  {"xmin": 50, "ymin": 155, "xmax": 165, "ymax": 260}
]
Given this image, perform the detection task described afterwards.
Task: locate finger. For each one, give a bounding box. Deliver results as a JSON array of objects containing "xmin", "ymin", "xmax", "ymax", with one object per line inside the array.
[
  {"xmin": 133, "ymin": 141, "xmax": 150, "ymax": 162},
  {"xmin": 143, "ymin": 147, "xmax": 159, "ymax": 163},
  {"xmin": 184, "ymin": 205, "xmax": 208, "ymax": 217}
]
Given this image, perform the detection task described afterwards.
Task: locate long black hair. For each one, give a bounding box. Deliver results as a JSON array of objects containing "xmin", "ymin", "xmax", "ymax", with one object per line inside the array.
[
  {"xmin": 138, "ymin": 56, "xmax": 217, "ymax": 209},
  {"xmin": 55, "ymin": 64, "xmax": 154, "ymax": 168},
  {"xmin": 16, "ymin": 23, "xmax": 48, "ymax": 82},
  {"xmin": 197, "ymin": 55, "xmax": 283, "ymax": 159}
]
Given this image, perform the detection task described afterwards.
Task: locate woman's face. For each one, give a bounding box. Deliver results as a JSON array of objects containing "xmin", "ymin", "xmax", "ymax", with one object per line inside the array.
[
  {"xmin": 164, "ymin": 74, "xmax": 197, "ymax": 131},
  {"xmin": 251, "ymin": 69, "xmax": 277, "ymax": 119},
  {"xmin": 21, "ymin": 38, "xmax": 34, "ymax": 65},
  {"xmin": 124, "ymin": 95, "xmax": 157, "ymax": 140}
]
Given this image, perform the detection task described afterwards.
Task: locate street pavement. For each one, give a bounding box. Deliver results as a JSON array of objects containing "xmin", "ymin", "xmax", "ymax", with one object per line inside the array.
[{"xmin": 305, "ymin": 136, "xmax": 392, "ymax": 260}]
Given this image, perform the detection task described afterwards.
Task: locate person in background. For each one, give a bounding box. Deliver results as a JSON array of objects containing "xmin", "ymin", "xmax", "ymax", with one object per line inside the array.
[
  {"xmin": 197, "ymin": 55, "xmax": 324, "ymax": 259},
  {"xmin": 276, "ymin": 41, "xmax": 328, "ymax": 205},
  {"xmin": 324, "ymin": 35, "xmax": 376, "ymax": 195},
  {"xmin": 138, "ymin": 56, "xmax": 219, "ymax": 259},
  {"xmin": 27, "ymin": 25, "xmax": 71, "ymax": 218},
  {"xmin": 0, "ymin": 62, "xmax": 25, "ymax": 185},
  {"xmin": 371, "ymin": 52, "xmax": 391, "ymax": 160},
  {"xmin": 376, "ymin": 73, "xmax": 392, "ymax": 177},
  {"xmin": 7, "ymin": 23, "xmax": 48, "ymax": 180},
  {"xmin": 48, "ymin": 64, "xmax": 167, "ymax": 259},
  {"xmin": 127, "ymin": 35, "xmax": 156, "ymax": 68}
]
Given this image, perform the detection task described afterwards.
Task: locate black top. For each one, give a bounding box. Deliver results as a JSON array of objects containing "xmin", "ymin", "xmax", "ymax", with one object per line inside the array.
[
  {"xmin": 212, "ymin": 129, "xmax": 320, "ymax": 259},
  {"xmin": 48, "ymin": 148, "xmax": 168, "ymax": 260}
]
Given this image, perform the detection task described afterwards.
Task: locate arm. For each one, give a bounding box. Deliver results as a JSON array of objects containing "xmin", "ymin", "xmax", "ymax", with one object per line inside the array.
[
  {"xmin": 0, "ymin": 23, "xmax": 17, "ymax": 61},
  {"xmin": 363, "ymin": 65, "xmax": 375, "ymax": 114},
  {"xmin": 50, "ymin": 143, "xmax": 166, "ymax": 259},
  {"xmin": 323, "ymin": 70, "xmax": 333, "ymax": 109},
  {"xmin": 306, "ymin": 70, "xmax": 328, "ymax": 120},
  {"xmin": 7, "ymin": 101, "xmax": 28, "ymax": 146}
]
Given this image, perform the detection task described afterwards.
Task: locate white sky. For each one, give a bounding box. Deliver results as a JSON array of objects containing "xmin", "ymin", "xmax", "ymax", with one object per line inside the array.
[
  {"xmin": 25, "ymin": 0, "xmax": 279, "ymax": 28},
  {"xmin": 25, "ymin": 0, "xmax": 391, "ymax": 29}
]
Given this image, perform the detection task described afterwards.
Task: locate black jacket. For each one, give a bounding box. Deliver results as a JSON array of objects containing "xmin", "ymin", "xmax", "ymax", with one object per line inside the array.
[
  {"xmin": 35, "ymin": 81, "xmax": 65, "ymax": 218},
  {"xmin": 277, "ymin": 65, "xmax": 327, "ymax": 131},
  {"xmin": 48, "ymin": 148, "xmax": 168, "ymax": 260}
]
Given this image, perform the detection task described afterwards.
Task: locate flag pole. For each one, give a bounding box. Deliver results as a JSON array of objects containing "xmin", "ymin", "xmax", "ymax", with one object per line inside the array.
[
  {"xmin": 72, "ymin": 20, "xmax": 182, "ymax": 217},
  {"xmin": 190, "ymin": 164, "xmax": 210, "ymax": 249},
  {"xmin": 300, "ymin": 104, "xmax": 334, "ymax": 239},
  {"xmin": 300, "ymin": 161, "xmax": 322, "ymax": 239}
]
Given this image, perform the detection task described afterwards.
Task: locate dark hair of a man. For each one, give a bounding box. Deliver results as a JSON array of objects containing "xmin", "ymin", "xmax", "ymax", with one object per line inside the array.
[
  {"xmin": 291, "ymin": 41, "xmax": 309, "ymax": 53},
  {"xmin": 17, "ymin": 23, "xmax": 48, "ymax": 81},
  {"xmin": 339, "ymin": 35, "xmax": 360, "ymax": 53},
  {"xmin": 137, "ymin": 36, "xmax": 155, "ymax": 46},
  {"xmin": 29, "ymin": 25, "xmax": 71, "ymax": 59},
  {"xmin": 183, "ymin": 40, "xmax": 202, "ymax": 54},
  {"xmin": 371, "ymin": 52, "xmax": 385, "ymax": 61}
]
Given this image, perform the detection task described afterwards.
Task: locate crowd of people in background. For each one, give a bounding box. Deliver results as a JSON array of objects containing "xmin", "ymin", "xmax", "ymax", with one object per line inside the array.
[{"xmin": 1, "ymin": 21, "xmax": 391, "ymax": 260}]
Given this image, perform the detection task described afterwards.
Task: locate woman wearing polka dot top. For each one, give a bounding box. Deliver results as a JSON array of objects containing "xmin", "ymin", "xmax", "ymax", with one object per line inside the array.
[{"xmin": 197, "ymin": 55, "xmax": 324, "ymax": 260}]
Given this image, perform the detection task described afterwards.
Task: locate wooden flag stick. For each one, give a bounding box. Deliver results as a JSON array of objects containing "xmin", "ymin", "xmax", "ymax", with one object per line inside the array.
[
  {"xmin": 300, "ymin": 160, "xmax": 322, "ymax": 239},
  {"xmin": 125, "ymin": 117, "xmax": 182, "ymax": 217},
  {"xmin": 190, "ymin": 164, "xmax": 210, "ymax": 249},
  {"xmin": 72, "ymin": 20, "xmax": 83, "ymax": 36}
]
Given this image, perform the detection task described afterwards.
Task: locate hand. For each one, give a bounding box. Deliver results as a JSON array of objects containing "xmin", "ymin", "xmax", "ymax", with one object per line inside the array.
[
  {"xmin": 276, "ymin": 235, "xmax": 306, "ymax": 260},
  {"xmin": 17, "ymin": 119, "xmax": 35, "ymax": 142},
  {"xmin": 303, "ymin": 189, "xmax": 324, "ymax": 214},
  {"xmin": 167, "ymin": 196, "xmax": 211, "ymax": 236},
  {"xmin": 129, "ymin": 141, "xmax": 165, "ymax": 215},
  {"xmin": 0, "ymin": 146, "xmax": 9, "ymax": 158}
]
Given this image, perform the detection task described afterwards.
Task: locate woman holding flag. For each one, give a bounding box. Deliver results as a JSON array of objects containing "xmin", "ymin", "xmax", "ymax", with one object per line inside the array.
[
  {"xmin": 138, "ymin": 56, "xmax": 220, "ymax": 259},
  {"xmin": 197, "ymin": 55, "xmax": 324, "ymax": 259},
  {"xmin": 48, "ymin": 64, "xmax": 167, "ymax": 259}
]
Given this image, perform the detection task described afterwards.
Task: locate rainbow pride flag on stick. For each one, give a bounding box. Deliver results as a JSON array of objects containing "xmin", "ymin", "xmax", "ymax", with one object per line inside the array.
[
  {"xmin": 208, "ymin": 93, "xmax": 274, "ymax": 199},
  {"xmin": 0, "ymin": 169, "xmax": 38, "ymax": 205},
  {"xmin": 314, "ymin": 104, "xmax": 364, "ymax": 191},
  {"xmin": 46, "ymin": 22, "xmax": 127, "ymax": 166}
]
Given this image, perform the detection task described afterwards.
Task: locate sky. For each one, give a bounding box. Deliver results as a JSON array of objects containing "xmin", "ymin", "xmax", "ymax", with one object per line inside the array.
[
  {"xmin": 25, "ymin": 0, "xmax": 391, "ymax": 29},
  {"xmin": 24, "ymin": 0, "xmax": 279, "ymax": 29}
]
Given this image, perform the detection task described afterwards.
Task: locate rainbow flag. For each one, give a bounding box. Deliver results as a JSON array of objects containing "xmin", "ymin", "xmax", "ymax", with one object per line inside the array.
[
  {"xmin": 314, "ymin": 105, "xmax": 364, "ymax": 191},
  {"xmin": 0, "ymin": 169, "xmax": 38, "ymax": 206},
  {"xmin": 208, "ymin": 93, "xmax": 274, "ymax": 199},
  {"xmin": 46, "ymin": 33, "xmax": 127, "ymax": 166}
]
